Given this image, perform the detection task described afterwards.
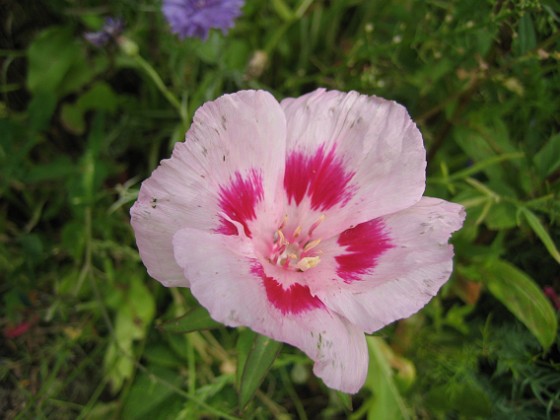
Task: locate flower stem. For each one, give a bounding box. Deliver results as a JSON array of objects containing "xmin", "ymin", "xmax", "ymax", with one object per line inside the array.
[{"xmin": 133, "ymin": 54, "xmax": 188, "ymax": 126}]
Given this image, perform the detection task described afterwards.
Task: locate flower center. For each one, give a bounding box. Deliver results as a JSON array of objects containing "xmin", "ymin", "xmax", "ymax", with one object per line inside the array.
[{"xmin": 268, "ymin": 214, "xmax": 325, "ymax": 272}]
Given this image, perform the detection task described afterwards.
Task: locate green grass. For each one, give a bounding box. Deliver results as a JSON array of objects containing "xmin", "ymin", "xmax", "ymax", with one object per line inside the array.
[{"xmin": 1, "ymin": 0, "xmax": 559, "ymax": 418}]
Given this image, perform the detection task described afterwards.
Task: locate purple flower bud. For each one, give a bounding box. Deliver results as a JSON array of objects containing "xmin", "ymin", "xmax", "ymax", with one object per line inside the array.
[{"xmin": 84, "ymin": 17, "xmax": 124, "ymax": 47}]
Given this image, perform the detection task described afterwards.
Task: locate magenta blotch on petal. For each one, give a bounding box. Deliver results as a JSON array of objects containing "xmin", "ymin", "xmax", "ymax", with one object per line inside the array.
[
  {"xmin": 251, "ymin": 262, "xmax": 324, "ymax": 315},
  {"xmin": 335, "ymin": 219, "xmax": 394, "ymax": 283},
  {"xmin": 131, "ymin": 89, "xmax": 464, "ymax": 394},
  {"xmin": 284, "ymin": 145, "xmax": 356, "ymax": 211},
  {"xmin": 217, "ymin": 169, "xmax": 263, "ymax": 237}
]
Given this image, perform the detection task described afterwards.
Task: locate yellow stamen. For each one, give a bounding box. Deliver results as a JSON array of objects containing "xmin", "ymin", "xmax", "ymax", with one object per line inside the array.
[
  {"xmin": 278, "ymin": 214, "xmax": 288, "ymax": 230},
  {"xmin": 296, "ymin": 256, "xmax": 321, "ymax": 272},
  {"xmin": 303, "ymin": 238, "xmax": 322, "ymax": 252},
  {"xmin": 276, "ymin": 229, "xmax": 287, "ymax": 245}
]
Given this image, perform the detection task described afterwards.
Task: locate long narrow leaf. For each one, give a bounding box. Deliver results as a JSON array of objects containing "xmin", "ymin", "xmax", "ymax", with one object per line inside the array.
[
  {"xmin": 366, "ymin": 337, "xmax": 411, "ymax": 420},
  {"xmin": 159, "ymin": 306, "xmax": 221, "ymax": 334},
  {"xmin": 480, "ymin": 259, "xmax": 558, "ymax": 350},
  {"xmin": 520, "ymin": 207, "xmax": 560, "ymax": 264},
  {"xmin": 238, "ymin": 333, "xmax": 282, "ymax": 409}
]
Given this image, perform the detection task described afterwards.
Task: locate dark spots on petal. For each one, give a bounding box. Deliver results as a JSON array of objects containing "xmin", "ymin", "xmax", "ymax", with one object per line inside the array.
[
  {"xmin": 151, "ymin": 197, "xmax": 158, "ymax": 209},
  {"xmin": 349, "ymin": 117, "xmax": 363, "ymax": 129},
  {"xmin": 423, "ymin": 278, "xmax": 434, "ymax": 288}
]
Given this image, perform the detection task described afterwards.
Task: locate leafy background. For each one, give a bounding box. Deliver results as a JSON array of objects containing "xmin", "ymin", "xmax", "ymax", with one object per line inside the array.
[{"xmin": 1, "ymin": 0, "xmax": 559, "ymax": 418}]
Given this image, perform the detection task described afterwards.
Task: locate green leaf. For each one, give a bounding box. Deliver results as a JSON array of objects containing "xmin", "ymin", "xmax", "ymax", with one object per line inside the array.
[
  {"xmin": 425, "ymin": 381, "xmax": 492, "ymax": 417},
  {"xmin": 61, "ymin": 82, "xmax": 119, "ymax": 135},
  {"xmin": 159, "ymin": 305, "xmax": 221, "ymax": 334},
  {"xmin": 365, "ymin": 337, "xmax": 411, "ymax": 420},
  {"xmin": 121, "ymin": 366, "xmax": 182, "ymax": 419},
  {"xmin": 236, "ymin": 329, "xmax": 255, "ymax": 390},
  {"xmin": 518, "ymin": 13, "xmax": 537, "ymax": 55},
  {"xmin": 480, "ymin": 259, "xmax": 557, "ymax": 349},
  {"xmin": 103, "ymin": 277, "xmax": 156, "ymax": 392},
  {"xmin": 26, "ymin": 156, "xmax": 75, "ymax": 183},
  {"xmin": 27, "ymin": 26, "xmax": 102, "ymax": 97},
  {"xmin": 486, "ymin": 201, "xmax": 517, "ymax": 230},
  {"xmin": 195, "ymin": 32, "xmax": 224, "ymax": 64},
  {"xmin": 272, "ymin": 0, "xmax": 295, "ymax": 21},
  {"xmin": 27, "ymin": 91, "xmax": 57, "ymax": 132},
  {"xmin": 238, "ymin": 332, "xmax": 282, "ymax": 409},
  {"xmin": 27, "ymin": 27, "xmax": 80, "ymax": 94},
  {"xmin": 143, "ymin": 344, "xmax": 183, "ymax": 369},
  {"xmin": 534, "ymin": 133, "xmax": 560, "ymax": 177},
  {"xmin": 335, "ymin": 390, "xmax": 353, "ymax": 412},
  {"xmin": 76, "ymin": 82, "xmax": 119, "ymax": 112},
  {"xmin": 519, "ymin": 207, "xmax": 560, "ymax": 264},
  {"xmin": 449, "ymin": 152, "xmax": 524, "ymax": 181},
  {"xmin": 61, "ymin": 103, "xmax": 86, "ymax": 135}
]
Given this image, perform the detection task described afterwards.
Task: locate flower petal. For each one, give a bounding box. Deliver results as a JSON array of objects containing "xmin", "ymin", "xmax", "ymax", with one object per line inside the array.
[
  {"xmin": 130, "ymin": 90, "xmax": 286, "ymax": 287},
  {"xmin": 316, "ymin": 197, "xmax": 465, "ymax": 333},
  {"xmin": 172, "ymin": 227, "xmax": 368, "ymax": 393},
  {"xmin": 281, "ymin": 89, "xmax": 426, "ymax": 238}
]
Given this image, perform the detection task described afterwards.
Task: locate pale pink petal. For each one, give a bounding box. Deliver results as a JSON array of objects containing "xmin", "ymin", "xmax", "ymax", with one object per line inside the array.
[
  {"xmin": 131, "ymin": 90, "xmax": 286, "ymax": 287},
  {"xmin": 172, "ymin": 228, "xmax": 369, "ymax": 393},
  {"xmin": 314, "ymin": 197, "xmax": 465, "ymax": 333},
  {"xmin": 281, "ymin": 89, "xmax": 426, "ymax": 238}
]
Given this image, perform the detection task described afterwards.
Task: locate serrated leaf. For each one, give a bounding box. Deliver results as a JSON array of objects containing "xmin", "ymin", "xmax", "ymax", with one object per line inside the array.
[
  {"xmin": 481, "ymin": 259, "xmax": 557, "ymax": 349},
  {"xmin": 519, "ymin": 207, "xmax": 560, "ymax": 264},
  {"xmin": 238, "ymin": 332, "xmax": 282, "ymax": 409},
  {"xmin": 159, "ymin": 305, "xmax": 221, "ymax": 334}
]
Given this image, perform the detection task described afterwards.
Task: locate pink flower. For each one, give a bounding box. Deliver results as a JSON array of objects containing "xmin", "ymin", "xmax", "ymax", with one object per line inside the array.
[{"xmin": 130, "ymin": 89, "xmax": 465, "ymax": 393}]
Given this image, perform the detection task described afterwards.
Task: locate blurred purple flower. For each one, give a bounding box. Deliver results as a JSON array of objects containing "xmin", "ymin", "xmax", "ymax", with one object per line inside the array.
[
  {"xmin": 162, "ymin": 0, "xmax": 244, "ymax": 40},
  {"xmin": 84, "ymin": 17, "xmax": 124, "ymax": 47}
]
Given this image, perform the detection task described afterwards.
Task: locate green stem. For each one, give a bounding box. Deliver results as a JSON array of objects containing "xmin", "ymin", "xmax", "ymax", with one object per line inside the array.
[
  {"xmin": 74, "ymin": 206, "xmax": 92, "ymax": 295},
  {"xmin": 133, "ymin": 55, "xmax": 188, "ymax": 125}
]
